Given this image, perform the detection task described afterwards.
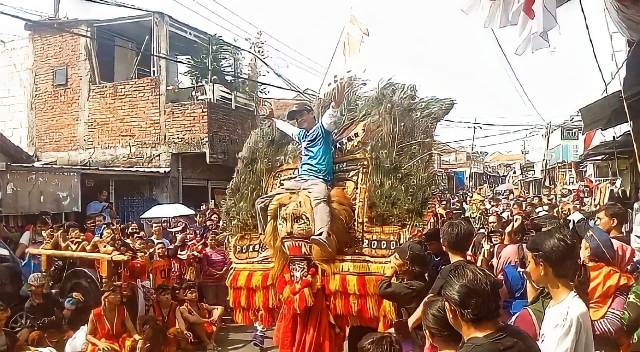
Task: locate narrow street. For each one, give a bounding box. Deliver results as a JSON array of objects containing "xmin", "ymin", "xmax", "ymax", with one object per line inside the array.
[{"xmin": 216, "ymin": 325, "xmax": 275, "ymax": 352}]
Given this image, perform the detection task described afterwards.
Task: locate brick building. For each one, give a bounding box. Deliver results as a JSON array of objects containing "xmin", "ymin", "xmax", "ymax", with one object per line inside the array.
[{"xmin": 0, "ymin": 13, "xmax": 257, "ymax": 221}]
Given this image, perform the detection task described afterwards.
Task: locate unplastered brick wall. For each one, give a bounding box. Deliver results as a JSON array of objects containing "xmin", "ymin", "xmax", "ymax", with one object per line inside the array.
[
  {"xmin": 31, "ymin": 31, "xmax": 85, "ymax": 153},
  {"xmin": 87, "ymin": 77, "xmax": 161, "ymax": 148},
  {"xmin": 165, "ymin": 101, "xmax": 208, "ymax": 152},
  {"xmin": 207, "ymin": 103, "xmax": 256, "ymax": 165}
]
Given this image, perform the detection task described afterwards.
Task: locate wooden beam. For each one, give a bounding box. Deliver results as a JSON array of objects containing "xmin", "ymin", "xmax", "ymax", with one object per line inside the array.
[{"xmin": 27, "ymin": 248, "xmax": 129, "ymax": 261}]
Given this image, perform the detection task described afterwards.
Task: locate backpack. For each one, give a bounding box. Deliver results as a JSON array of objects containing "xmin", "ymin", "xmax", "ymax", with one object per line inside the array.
[{"xmin": 501, "ymin": 244, "xmax": 528, "ymax": 315}]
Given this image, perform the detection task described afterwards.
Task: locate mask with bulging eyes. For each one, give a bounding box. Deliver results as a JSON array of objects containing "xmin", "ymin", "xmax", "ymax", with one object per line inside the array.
[
  {"xmin": 277, "ymin": 196, "xmax": 314, "ymax": 258},
  {"xmin": 277, "ymin": 200, "xmax": 314, "ymax": 240}
]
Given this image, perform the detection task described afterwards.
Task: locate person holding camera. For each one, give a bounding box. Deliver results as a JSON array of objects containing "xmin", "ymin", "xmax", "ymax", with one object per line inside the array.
[{"xmin": 86, "ymin": 190, "xmax": 117, "ymax": 224}]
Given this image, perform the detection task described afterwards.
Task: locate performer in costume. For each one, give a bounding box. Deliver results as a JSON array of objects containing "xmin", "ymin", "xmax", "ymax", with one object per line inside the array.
[
  {"xmin": 151, "ymin": 284, "xmax": 188, "ymax": 352},
  {"xmin": 255, "ymin": 83, "xmax": 346, "ymax": 257},
  {"xmin": 176, "ymin": 283, "xmax": 224, "ymax": 352},
  {"xmin": 86, "ymin": 283, "xmax": 140, "ymax": 352}
]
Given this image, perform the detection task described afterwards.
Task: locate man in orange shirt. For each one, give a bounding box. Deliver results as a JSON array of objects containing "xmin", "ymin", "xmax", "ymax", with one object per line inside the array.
[{"xmin": 150, "ymin": 242, "xmax": 173, "ymax": 288}]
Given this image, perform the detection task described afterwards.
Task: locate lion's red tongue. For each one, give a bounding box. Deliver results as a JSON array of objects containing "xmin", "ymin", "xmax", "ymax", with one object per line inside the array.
[{"xmin": 283, "ymin": 239, "xmax": 312, "ymax": 257}]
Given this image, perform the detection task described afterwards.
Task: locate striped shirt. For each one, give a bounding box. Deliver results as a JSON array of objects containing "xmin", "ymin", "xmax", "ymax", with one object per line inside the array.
[{"xmin": 201, "ymin": 247, "xmax": 229, "ymax": 284}]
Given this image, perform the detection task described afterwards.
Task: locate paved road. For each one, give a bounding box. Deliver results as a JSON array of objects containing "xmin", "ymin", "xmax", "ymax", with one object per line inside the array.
[{"xmin": 215, "ymin": 325, "xmax": 276, "ymax": 352}]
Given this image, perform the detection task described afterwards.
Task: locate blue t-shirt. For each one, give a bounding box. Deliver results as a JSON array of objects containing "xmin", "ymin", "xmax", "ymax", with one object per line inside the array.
[
  {"xmin": 294, "ymin": 122, "xmax": 334, "ymax": 184},
  {"xmin": 85, "ymin": 201, "xmax": 112, "ymax": 223}
]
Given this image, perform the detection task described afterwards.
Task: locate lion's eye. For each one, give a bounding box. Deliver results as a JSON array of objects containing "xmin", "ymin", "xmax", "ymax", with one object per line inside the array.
[{"xmin": 294, "ymin": 215, "xmax": 309, "ymax": 225}]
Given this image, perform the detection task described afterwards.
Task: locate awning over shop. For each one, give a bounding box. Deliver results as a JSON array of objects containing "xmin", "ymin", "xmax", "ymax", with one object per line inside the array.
[
  {"xmin": 580, "ymin": 37, "xmax": 640, "ymax": 132},
  {"xmin": 581, "ymin": 132, "xmax": 634, "ymax": 161},
  {"xmin": 9, "ymin": 163, "xmax": 170, "ymax": 176},
  {"xmin": 579, "ymin": 89, "xmax": 640, "ymax": 132}
]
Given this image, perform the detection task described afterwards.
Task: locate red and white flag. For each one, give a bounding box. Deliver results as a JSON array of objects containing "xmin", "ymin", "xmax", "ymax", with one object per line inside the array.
[
  {"xmin": 461, "ymin": 0, "xmax": 519, "ymax": 28},
  {"xmin": 512, "ymin": 0, "xmax": 558, "ymax": 55},
  {"xmin": 461, "ymin": 0, "xmax": 558, "ymax": 55},
  {"xmin": 584, "ymin": 129, "xmax": 602, "ymax": 150}
]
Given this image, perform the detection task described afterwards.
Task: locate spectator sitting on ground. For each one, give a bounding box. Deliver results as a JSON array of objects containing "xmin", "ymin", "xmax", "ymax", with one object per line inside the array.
[
  {"xmin": 150, "ymin": 284, "xmax": 190, "ymax": 352},
  {"xmin": 86, "ymin": 282, "xmax": 140, "ymax": 352},
  {"xmin": 0, "ymin": 300, "xmax": 21, "ymax": 351},
  {"xmin": 22, "ymin": 273, "xmax": 84, "ymax": 349},
  {"xmin": 176, "ymin": 282, "xmax": 224, "ymax": 352},
  {"xmin": 441, "ymin": 263, "xmax": 540, "ymax": 352}
]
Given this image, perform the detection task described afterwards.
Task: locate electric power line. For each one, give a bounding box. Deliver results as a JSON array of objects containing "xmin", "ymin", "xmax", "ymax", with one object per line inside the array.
[
  {"xmin": 579, "ymin": 0, "xmax": 608, "ymax": 93},
  {"xmin": 166, "ymin": 0, "xmax": 311, "ymax": 96},
  {"xmin": 77, "ymin": 0, "xmax": 312, "ymax": 98},
  {"xmin": 490, "ymin": 29, "xmax": 546, "ymax": 124},
  {"xmin": 317, "ymin": 25, "xmax": 345, "ymax": 94},
  {"xmin": 437, "ymin": 126, "xmax": 540, "ymax": 145},
  {"xmin": 0, "ymin": 3, "xmax": 51, "ymax": 17},
  {"xmin": 0, "ymin": 8, "xmax": 307, "ymax": 95},
  {"xmin": 203, "ymin": 0, "xmax": 327, "ymax": 70},
  {"xmin": 442, "ymin": 119, "xmax": 543, "ymax": 128},
  {"xmin": 600, "ymin": 41, "xmax": 638, "ymax": 95},
  {"xmin": 187, "ymin": 0, "xmax": 324, "ymax": 77},
  {"xmin": 475, "ymin": 132, "xmax": 542, "ymax": 148}
]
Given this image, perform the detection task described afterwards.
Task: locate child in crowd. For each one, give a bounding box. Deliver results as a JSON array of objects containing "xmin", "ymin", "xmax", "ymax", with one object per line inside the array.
[
  {"xmin": 441, "ymin": 263, "xmax": 539, "ymax": 352},
  {"xmin": 524, "ymin": 226, "xmax": 594, "ymax": 352},
  {"xmin": 421, "ymin": 296, "xmax": 461, "ymax": 352}
]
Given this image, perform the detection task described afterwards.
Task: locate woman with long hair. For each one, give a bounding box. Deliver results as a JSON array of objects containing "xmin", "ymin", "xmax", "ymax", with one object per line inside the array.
[
  {"xmin": 86, "ymin": 283, "xmax": 141, "ymax": 352},
  {"xmin": 421, "ymin": 296, "xmax": 461, "ymax": 352}
]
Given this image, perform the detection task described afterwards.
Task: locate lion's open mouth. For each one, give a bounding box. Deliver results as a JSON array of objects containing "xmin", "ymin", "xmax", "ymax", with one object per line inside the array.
[{"xmin": 282, "ymin": 237, "xmax": 312, "ymax": 257}]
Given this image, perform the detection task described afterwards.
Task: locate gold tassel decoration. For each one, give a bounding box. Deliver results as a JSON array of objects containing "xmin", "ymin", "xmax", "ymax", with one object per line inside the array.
[
  {"xmin": 346, "ymin": 275, "xmax": 358, "ymax": 294},
  {"xmin": 237, "ymin": 270, "xmax": 250, "ymax": 288}
]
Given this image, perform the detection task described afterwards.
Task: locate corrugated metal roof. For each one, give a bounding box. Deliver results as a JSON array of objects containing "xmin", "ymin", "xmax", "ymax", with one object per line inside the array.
[
  {"xmin": 9, "ymin": 163, "xmax": 170, "ymax": 175},
  {"xmin": 0, "ymin": 133, "xmax": 34, "ymax": 164}
]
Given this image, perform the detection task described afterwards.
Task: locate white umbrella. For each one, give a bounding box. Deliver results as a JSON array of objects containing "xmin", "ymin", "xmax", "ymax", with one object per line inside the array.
[
  {"xmin": 495, "ymin": 183, "xmax": 514, "ymax": 191},
  {"xmin": 139, "ymin": 203, "xmax": 195, "ymax": 219}
]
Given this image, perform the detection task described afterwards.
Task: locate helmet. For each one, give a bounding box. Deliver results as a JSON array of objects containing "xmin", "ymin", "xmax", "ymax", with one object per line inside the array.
[{"xmin": 28, "ymin": 273, "xmax": 47, "ymax": 287}]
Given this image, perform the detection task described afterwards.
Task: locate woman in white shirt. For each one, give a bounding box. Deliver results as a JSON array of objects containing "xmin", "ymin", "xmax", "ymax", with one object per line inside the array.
[{"xmin": 523, "ymin": 226, "xmax": 594, "ymax": 352}]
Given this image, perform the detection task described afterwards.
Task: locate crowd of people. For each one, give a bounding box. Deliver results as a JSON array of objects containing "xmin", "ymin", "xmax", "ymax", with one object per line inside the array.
[
  {"xmin": 358, "ymin": 190, "xmax": 640, "ymax": 352},
  {"xmin": 0, "ymin": 198, "xmax": 230, "ymax": 352},
  {"xmin": 4, "ymin": 184, "xmax": 640, "ymax": 352}
]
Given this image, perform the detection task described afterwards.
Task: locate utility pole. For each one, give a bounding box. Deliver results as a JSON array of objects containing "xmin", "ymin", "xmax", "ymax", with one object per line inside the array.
[
  {"xmin": 541, "ymin": 122, "xmax": 552, "ymax": 197},
  {"xmin": 470, "ymin": 117, "xmax": 478, "ymax": 191},
  {"xmin": 471, "ymin": 117, "xmax": 477, "ymax": 152},
  {"xmin": 54, "ymin": 0, "xmax": 60, "ymax": 19}
]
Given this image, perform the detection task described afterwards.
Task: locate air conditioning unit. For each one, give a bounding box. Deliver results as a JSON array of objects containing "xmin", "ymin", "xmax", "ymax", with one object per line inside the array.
[{"xmin": 0, "ymin": 162, "xmax": 6, "ymax": 171}]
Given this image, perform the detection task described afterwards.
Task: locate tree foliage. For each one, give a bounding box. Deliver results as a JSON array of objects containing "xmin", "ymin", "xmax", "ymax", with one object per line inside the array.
[{"xmin": 184, "ymin": 34, "xmax": 244, "ymax": 92}]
